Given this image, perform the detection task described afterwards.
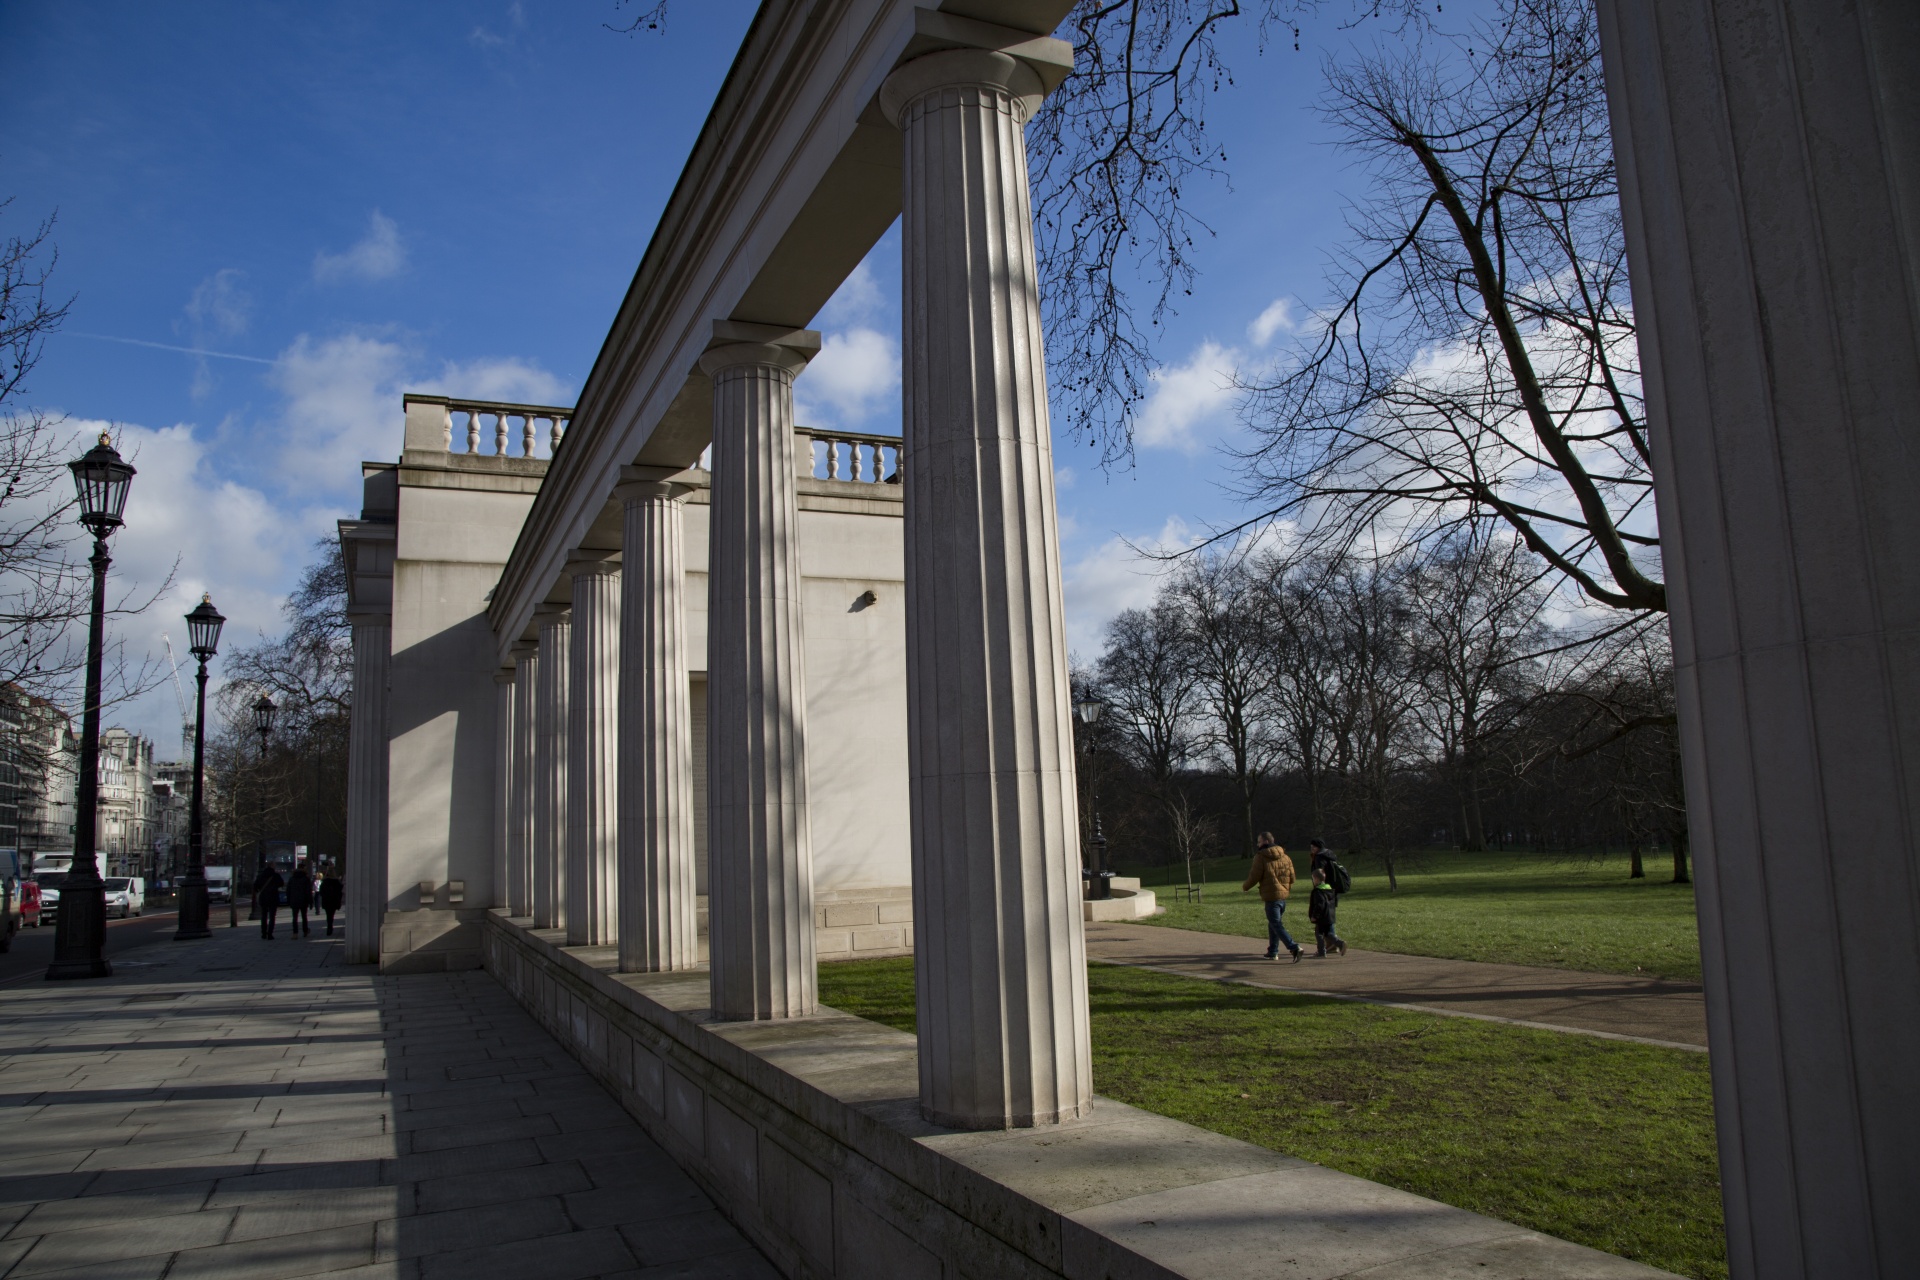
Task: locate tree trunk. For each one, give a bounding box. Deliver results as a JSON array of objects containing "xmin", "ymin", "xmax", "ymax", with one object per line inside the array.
[
  {"xmin": 1671, "ymin": 828, "xmax": 1690, "ymax": 885},
  {"xmin": 1629, "ymin": 843, "xmax": 1645, "ymax": 879}
]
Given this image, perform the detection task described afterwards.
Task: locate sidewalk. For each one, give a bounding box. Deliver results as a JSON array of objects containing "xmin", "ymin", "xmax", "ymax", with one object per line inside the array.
[
  {"xmin": 1085, "ymin": 920, "xmax": 1709, "ymax": 1050},
  {"xmin": 0, "ymin": 922, "xmax": 774, "ymax": 1279}
]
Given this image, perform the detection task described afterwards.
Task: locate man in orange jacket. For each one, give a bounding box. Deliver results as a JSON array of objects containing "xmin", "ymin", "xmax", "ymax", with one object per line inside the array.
[{"xmin": 1241, "ymin": 833, "xmax": 1303, "ymax": 962}]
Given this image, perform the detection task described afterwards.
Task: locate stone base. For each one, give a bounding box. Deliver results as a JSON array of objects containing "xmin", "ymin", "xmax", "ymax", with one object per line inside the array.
[
  {"xmin": 812, "ymin": 885, "xmax": 913, "ymax": 959},
  {"xmin": 481, "ymin": 910, "xmax": 1675, "ymax": 1279},
  {"xmin": 1084, "ymin": 878, "xmax": 1160, "ymax": 923},
  {"xmin": 380, "ymin": 908, "xmax": 487, "ymax": 974}
]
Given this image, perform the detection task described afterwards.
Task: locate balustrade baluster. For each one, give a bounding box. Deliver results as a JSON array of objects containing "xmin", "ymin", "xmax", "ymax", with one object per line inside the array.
[
  {"xmin": 495, "ymin": 414, "xmax": 509, "ymax": 456},
  {"xmin": 466, "ymin": 412, "xmax": 480, "ymax": 454},
  {"xmin": 523, "ymin": 416, "xmax": 537, "ymax": 458},
  {"xmin": 551, "ymin": 417, "xmax": 566, "ymax": 453},
  {"xmin": 441, "ymin": 405, "xmax": 453, "ymax": 450},
  {"xmin": 852, "ymin": 441, "xmax": 867, "ymax": 482},
  {"xmin": 830, "ymin": 438, "xmax": 844, "ymax": 480}
]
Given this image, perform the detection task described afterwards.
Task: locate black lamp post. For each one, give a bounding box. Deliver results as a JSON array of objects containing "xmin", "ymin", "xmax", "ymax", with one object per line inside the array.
[
  {"xmin": 174, "ymin": 593, "xmax": 225, "ymax": 940},
  {"xmin": 47, "ymin": 432, "xmax": 136, "ymax": 980},
  {"xmin": 245, "ymin": 694, "xmax": 275, "ymax": 921},
  {"xmin": 1073, "ymin": 696, "xmax": 1112, "ymax": 901}
]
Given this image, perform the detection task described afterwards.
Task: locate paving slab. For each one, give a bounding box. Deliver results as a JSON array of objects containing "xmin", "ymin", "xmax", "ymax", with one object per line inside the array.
[
  {"xmin": 1085, "ymin": 920, "xmax": 1709, "ymax": 1049},
  {"xmin": 0, "ymin": 922, "xmax": 769, "ymax": 1280}
]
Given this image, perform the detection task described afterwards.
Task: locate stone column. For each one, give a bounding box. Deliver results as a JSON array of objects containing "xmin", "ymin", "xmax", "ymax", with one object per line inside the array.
[
  {"xmin": 508, "ymin": 640, "xmax": 538, "ymax": 918},
  {"xmin": 567, "ymin": 551, "xmax": 621, "ymax": 947},
  {"xmin": 615, "ymin": 476, "xmax": 700, "ymax": 972},
  {"xmin": 1599, "ymin": 4, "xmax": 1920, "ymax": 1275},
  {"xmin": 533, "ymin": 603, "xmax": 571, "ymax": 932},
  {"xmin": 344, "ymin": 607, "xmax": 391, "ymax": 966},
  {"xmin": 699, "ymin": 329, "xmax": 820, "ymax": 1020},
  {"xmin": 882, "ymin": 50, "xmax": 1091, "ymax": 1129},
  {"xmin": 492, "ymin": 666, "xmax": 514, "ymax": 911}
]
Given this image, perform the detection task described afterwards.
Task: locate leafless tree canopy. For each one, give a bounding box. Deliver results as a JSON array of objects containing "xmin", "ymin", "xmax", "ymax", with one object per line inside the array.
[
  {"xmin": 1079, "ymin": 536, "xmax": 1689, "ymax": 886},
  {"xmin": 0, "ymin": 202, "xmax": 165, "ymax": 717},
  {"xmin": 1237, "ymin": 0, "xmax": 1661, "ymax": 614}
]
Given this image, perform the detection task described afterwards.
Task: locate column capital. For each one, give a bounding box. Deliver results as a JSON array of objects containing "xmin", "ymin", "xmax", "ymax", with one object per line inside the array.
[
  {"xmin": 566, "ymin": 548, "xmax": 622, "ymax": 577},
  {"xmin": 346, "ymin": 604, "xmax": 390, "ymax": 628},
  {"xmin": 881, "ymin": 48, "xmax": 1046, "ymax": 128},
  {"xmin": 699, "ymin": 320, "xmax": 820, "ymax": 381},
  {"xmin": 533, "ymin": 602, "xmax": 572, "ymax": 622},
  {"xmin": 510, "ymin": 638, "xmax": 538, "ymax": 661},
  {"xmin": 616, "ymin": 466, "xmax": 696, "ymax": 505},
  {"xmin": 493, "ymin": 667, "xmax": 516, "ymax": 685}
]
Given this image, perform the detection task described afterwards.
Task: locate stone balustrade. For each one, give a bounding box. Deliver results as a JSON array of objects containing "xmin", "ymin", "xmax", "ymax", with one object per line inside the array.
[
  {"xmin": 403, "ymin": 394, "xmax": 571, "ymax": 460},
  {"xmin": 800, "ymin": 429, "xmax": 901, "ymax": 484}
]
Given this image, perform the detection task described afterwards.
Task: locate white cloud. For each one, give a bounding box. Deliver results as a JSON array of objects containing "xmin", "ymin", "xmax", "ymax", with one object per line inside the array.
[
  {"xmin": 1134, "ymin": 340, "xmax": 1237, "ymax": 454},
  {"xmin": 268, "ymin": 333, "xmax": 414, "ymax": 483},
  {"xmin": 314, "ymin": 211, "xmax": 406, "ymax": 285},
  {"xmin": 419, "ymin": 357, "xmax": 569, "ymax": 407},
  {"xmin": 266, "ymin": 332, "xmax": 572, "ymax": 486},
  {"xmin": 814, "ymin": 259, "xmax": 888, "ymax": 329},
  {"xmin": 1061, "ymin": 517, "xmax": 1198, "ymax": 654},
  {"xmin": 796, "ymin": 327, "xmax": 899, "ymax": 431},
  {"xmin": 64, "ymin": 419, "xmax": 332, "ymax": 754},
  {"xmin": 1247, "ymin": 297, "xmax": 1299, "ymax": 347},
  {"xmin": 185, "ymin": 269, "xmax": 251, "ymax": 337}
]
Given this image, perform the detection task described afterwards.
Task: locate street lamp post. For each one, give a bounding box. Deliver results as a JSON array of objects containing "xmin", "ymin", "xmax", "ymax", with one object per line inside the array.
[
  {"xmin": 174, "ymin": 594, "xmax": 225, "ymax": 940},
  {"xmin": 47, "ymin": 433, "xmax": 136, "ymax": 981},
  {"xmin": 1073, "ymin": 696, "xmax": 1113, "ymax": 902},
  {"xmin": 245, "ymin": 695, "xmax": 274, "ymax": 922}
]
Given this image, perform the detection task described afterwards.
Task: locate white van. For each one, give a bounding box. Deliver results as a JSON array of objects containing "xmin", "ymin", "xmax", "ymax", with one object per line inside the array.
[
  {"xmin": 204, "ymin": 865, "xmax": 234, "ymax": 903},
  {"xmin": 102, "ymin": 877, "xmax": 145, "ymax": 918}
]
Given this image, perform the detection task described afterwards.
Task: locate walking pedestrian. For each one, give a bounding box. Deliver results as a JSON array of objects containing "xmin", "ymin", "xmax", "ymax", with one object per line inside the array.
[
  {"xmin": 1240, "ymin": 832, "xmax": 1303, "ymax": 962},
  {"xmin": 1308, "ymin": 867, "xmax": 1347, "ymax": 957},
  {"xmin": 287, "ymin": 862, "xmax": 314, "ymax": 937},
  {"xmin": 253, "ymin": 862, "xmax": 285, "ymax": 940},
  {"xmin": 318, "ymin": 870, "xmax": 343, "ymax": 936}
]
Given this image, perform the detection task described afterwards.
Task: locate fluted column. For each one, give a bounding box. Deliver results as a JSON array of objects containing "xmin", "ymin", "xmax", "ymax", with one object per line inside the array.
[
  {"xmin": 533, "ymin": 603, "xmax": 571, "ymax": 932},
  {"xmin": 492, "ymin": 666, "xmax": 514, "ymax": 910},
  {"xmin": 616, "ymin": 477, "xmax": 699, "ymax": 972},
  {"xmin": 567, "ymin": 552, "xmax": 621, "ymax": 946},
  {"xmin": 508, "ymin": 640, "xmax": 538, "ymax": 917},
  {"xmin": 1600, "ymin": 4, "xmax": 1920, "ymax": 1274},
  {"xmin": 882, "ymin": 49, "xmax": 1090, "ymax": 1130},
  {"xmin": 344, "ymin": 607, "xmax": 391, "ymax": 966},
  {"xmin": 700, "ymin": 332, "xmax": 819, "ymax": 1020}
]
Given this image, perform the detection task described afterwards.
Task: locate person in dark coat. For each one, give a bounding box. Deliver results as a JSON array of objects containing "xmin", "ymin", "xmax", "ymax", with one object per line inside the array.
[
  {"xmin": 253, "ymin": 863, "xmax": 286, "ymax": 940},
  {"xmin": 286, "ymin": 863, "xmax": 315, "ymax": 937},
  {"xmin": 318, "ymin": 870, "xmax": 344, "ymax": 936}
]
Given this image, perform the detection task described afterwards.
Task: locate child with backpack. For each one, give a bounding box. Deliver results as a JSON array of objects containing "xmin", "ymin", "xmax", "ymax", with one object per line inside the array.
[{"xmin": 1308, "ymin": 867, "xmax": 1347, "ymax": 957}]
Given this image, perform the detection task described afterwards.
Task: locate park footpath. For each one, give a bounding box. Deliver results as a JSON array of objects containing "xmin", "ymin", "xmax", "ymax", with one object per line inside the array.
[
  {"xmin": 1084, "ymin": 921, "xmax": 1709, "ymax": 1050},
  {"xmin": 0, "ymin": 923, "xmax": 773, "ymax": 1280}
]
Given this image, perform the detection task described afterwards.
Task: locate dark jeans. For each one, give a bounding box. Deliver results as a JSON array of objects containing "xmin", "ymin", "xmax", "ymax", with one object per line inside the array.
[
  {"xmin": 323, "ymin": 907, "xmax": 337, "ymax": 935},
  {"xmin": 290, "ymin": 905, "xmax": 310, "ymax": 934},
  {"xmin": 1314, "ymin": 905, "xmax": 1345, "ymax": 955},
  {"xmin": 259, "ymin": 901, "xmax": 279, "ymax": 938},
  {"xmin": 1263, "ymin": 899, "xmax": 1299, "ymax": 957}
]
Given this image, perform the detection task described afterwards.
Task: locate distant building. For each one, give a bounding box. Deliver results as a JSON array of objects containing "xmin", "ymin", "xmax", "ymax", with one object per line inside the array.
[
  {"xmin": 0, "ymin": 685, "xmax": 79, "ymax": 862},
  {"xmin": 98, "ymin": 729, "xmax": 157, "ymax": 877}
]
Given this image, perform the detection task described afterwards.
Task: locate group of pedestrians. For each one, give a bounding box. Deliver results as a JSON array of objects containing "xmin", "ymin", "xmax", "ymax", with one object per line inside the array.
[
  {"xmin": 1240, "ymin": 834, "xmax": 1348, "ymax": 962},
  {"xmin": 250, "ymin": 861, "xmax": 344, "ymax": 940}
]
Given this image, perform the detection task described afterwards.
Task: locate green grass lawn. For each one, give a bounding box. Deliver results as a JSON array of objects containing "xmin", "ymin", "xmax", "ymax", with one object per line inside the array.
[
  {"xmin": 1126, "ymin": 849, "xmax": 1703, "ymax": 982},
  {"xmin": 820, "ymin": 956, "xmax": 1725, "ymax": 1280}
]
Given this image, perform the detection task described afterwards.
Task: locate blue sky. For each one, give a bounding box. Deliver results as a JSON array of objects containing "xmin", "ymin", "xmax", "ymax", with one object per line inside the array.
[{"xmin": 3, "ymin": 1, "xmax": 1430, "ymax": 751}]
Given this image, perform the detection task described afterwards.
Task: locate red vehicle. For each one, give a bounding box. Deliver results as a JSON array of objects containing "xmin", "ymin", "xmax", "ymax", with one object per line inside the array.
[{"xmin": 1, "ymin": 877, "xmax": 39, "ymax": 951}]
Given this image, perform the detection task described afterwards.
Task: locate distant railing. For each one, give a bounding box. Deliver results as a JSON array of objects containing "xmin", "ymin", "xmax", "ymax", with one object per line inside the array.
[
  {"xmin": 683, "ymin": 430, "xmax": 902, "ymax": 485},
  {"xmin": 800, "ymin": 430, "xmax": 901, "ymax": 484},
  {"xmin": 407, "ymin": 395, "xmax": 572, "ymax": 460}
]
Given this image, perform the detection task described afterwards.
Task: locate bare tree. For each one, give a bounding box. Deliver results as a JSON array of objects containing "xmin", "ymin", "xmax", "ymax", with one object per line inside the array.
[
  {"xmin": 1172, "ymin": 552, "xmax": 1279, "ymax": 855},
  {"xmin": 1405, "ymin": 532, "xmax": 1550, "ymax": 849},
  {"xmin": 1320, "ymin": 556, "xmax": 1421, "ymax": 888},
  {"xmin": 1095, "ymin": 597, "xmax": 1201, "ymax": 797},
  {"xmin": 1238, "ymin": 0, "xmax": 1660, "ymax": 616}
]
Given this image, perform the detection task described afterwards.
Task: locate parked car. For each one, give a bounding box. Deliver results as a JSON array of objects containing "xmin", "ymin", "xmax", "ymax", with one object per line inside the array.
[
  {"xmin": 34, "ymin": 871, "xmax": 67, "ymax": 923},
  {"xmin": 103, "ymin": 877, "xmax": 145, "ymax": 919}
]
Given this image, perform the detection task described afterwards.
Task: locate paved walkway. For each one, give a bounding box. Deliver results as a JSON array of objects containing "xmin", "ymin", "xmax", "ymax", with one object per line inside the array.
[
  {"xmin": 1085, "ymin": 921, "xmax": 1709, "ymax": 1050},
  {"xmin": 0, "ymin": 923, "xmax": 773, "ymax": 1279}
]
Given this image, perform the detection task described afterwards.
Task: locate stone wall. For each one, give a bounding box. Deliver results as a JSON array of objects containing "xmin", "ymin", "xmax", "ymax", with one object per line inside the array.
[{"xmin": 480, "ymin": 910, "xmax": 1674, "ymax": 1280}]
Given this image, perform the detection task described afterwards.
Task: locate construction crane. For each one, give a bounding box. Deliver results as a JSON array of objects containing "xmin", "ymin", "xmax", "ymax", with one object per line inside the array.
[{"xmin": 163, "ymin": 634, "xmax": 193, "ymax": 759}]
